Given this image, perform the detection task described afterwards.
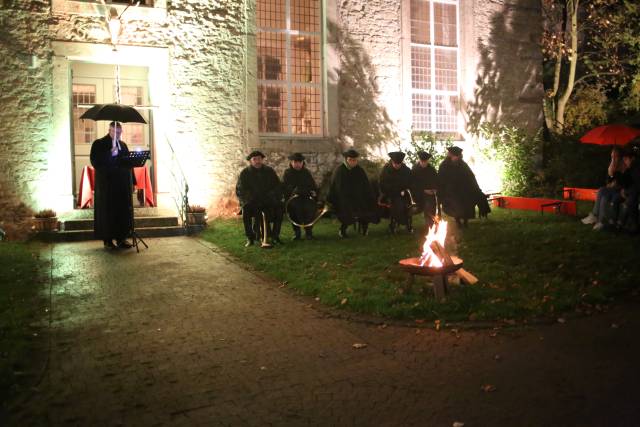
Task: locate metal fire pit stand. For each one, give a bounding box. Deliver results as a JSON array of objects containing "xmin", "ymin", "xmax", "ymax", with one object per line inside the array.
[{"xmin": 399, "ymin": 258, "xmax": 463, "ymax": 301}]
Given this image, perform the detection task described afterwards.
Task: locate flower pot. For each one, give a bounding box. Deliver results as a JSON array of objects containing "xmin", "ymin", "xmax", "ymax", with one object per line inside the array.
[
  {"xmin": 187, "ymin": 212, "xmax": 207, "ymax": 226},
  {"xmin": 33, "ymin": 217, "xmax": 59, "ymax": 232}
]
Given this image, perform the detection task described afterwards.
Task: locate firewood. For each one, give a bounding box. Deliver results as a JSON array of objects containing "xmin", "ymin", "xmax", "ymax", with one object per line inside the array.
[
  {"xmin": 430, "ymin": 241, "xmax": 453, "ymax": 266},
  {"xmin": 456, "ymin": 268, "xmax": 479, "ymax": 285}
]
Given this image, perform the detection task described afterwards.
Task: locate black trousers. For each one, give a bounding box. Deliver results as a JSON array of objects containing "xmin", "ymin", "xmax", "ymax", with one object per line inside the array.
[
  {"xmin": 288, "ymin": 196, "xmax": 317, "ymax": 235},
  {"xmin": 242, "ymin": 201, "xmax": 283, "ymax": 240}
]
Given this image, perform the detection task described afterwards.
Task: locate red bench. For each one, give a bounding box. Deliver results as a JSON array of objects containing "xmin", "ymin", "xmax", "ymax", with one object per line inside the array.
[
  {"xmin": 563, "ymin": 187, "xmax": 597, "ymax": 202},
  {"xmin": 492, "ymin": 196, "xmax": 577, "ymax": 216}
]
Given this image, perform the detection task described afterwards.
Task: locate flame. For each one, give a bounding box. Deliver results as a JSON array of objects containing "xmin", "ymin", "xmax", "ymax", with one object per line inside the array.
[{"xmin": 419, "ymin": 219, "xmax": 448, "ymax": 268}]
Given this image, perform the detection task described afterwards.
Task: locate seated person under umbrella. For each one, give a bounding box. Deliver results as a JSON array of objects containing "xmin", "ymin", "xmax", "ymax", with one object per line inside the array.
[
  {"xmin": 236, "ymin": 151, "xmax": 284, "ymax": 246},
  {"xmin": 379, "ymin": 151, "xmax": 414, "ymax": 234},
  {"xmin": 615, "ymin": 148, "xmax": 640, "ymax": 232},
  {"xmin": 327, "ymin": 149, "xmax": 377, "ymax": 238},
  {"xmin": 437, "ymin": 146, "xmax": 489, "ymax": 227},
  {"xmin": 282, "ymin": 152, "xmax": 319, "ymax": 240}
]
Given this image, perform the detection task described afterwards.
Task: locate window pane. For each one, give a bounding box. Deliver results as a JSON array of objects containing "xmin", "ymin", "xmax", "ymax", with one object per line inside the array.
[
  {"xmin": 411, "ymin": 45, "xmax": 431, "ymax": 90},
  {"xmin": 290, "ymin": 35, "xmax": 320, "ymax": 83},
  {"xmin": 434, "ymin": 48, "xmax": 456, "ymax": 91},
  {"xmin": 291, "ymin": 0, "xmax": 320, "ymax": 32},
  {"xmin": 258, "ymin": 32, "xmax": 286, "ymax": 81},
  {"xmin": 411, "ymin": 0, "xmax": 430, "ymax": 44},
  {"xmin": 119, "ymin": 86, "xmax": 145, "ymax": 146},
  {"xmin": 412, "ymin": 93, "xmax": 432, "ymax": 132},
  {"xmin": 434, "ymin": 2, "xmax": 456, "ymax": 46},
  {"xmin": 435, "ymin": 94, "xmax": 458, "ymax": 132},
  {"xmin": 257, "ymin": 0, "xmax": 286, "ymax": 29},
  {"xmin": 72, "ymin": 84, "xmax": 97, "ymax": 144},
  {"xmin": 291, "ymin": 86, "xmax": 321, "ymax": 135},
  {"xmin": 258, "ymin": 85, "xmax": 287, "ymax": 133}
]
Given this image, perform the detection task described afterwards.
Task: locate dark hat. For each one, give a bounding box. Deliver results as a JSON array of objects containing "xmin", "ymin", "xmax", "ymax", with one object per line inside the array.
[
  {"xmin": 342, "ymin": 148, "xmax": 360, "ymax": 158},
  {"xmin": 447, "ymin": 146, "xmax": 463, "ymax": 156},
  {"xmin": 246, "ymin": 150, "xmax": 265, "ymax": 161},
  {"xmin": 388, "ymin": 151, "xmax": 405, "ymax": 163},
  {"xmin": 417, "ymin": 151, "xmax": 432, "ymax": 161},
  {"xmin": 288, "ymin": 152, "xmax": 305, "ymax": 161}
]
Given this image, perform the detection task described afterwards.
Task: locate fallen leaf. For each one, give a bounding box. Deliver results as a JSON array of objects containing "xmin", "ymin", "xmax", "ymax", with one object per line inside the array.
[
  {"xmin": 260, "ymin": 366, "xmax": 267, "ymax": 370},
  {"xmin": 481, "ymin": 384, "xmax": 496, "ymax": 392},
  {"xmin": 453, "ymin": 422, "xmax": 465, "ymax": 427},
  {"xmin": 434, "ymin": 320, "xmax": 441, "ymax": 331},
  {"xmin": 340, "ymin": 298, "xmax": 348, "ymax": 305},
  {"xmin": 557, "ymin": 317, "xmax": 566, "ymax": 324},
  {"xmin": 611, "ymin": 323, "xmax": 619, "ymax": 329},
  {"xmin": 489, "ymin": 331, "xmax": 497, "ymax": 338},
  {"xmin": 352, "ymin": 343, "xmax": 367, "ymax": 349},
  {"xmin": 494, "ymin": 354, "xmax": 501, "ymax": 361}
]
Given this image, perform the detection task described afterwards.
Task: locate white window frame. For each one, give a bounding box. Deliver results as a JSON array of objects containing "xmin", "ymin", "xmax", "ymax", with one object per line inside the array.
[
  {"xmin": 257, "ymin": 0, "xmax": 325, "ymax": 137},
  {"xmin": 405, "ymin": 0, "xmax": 460, "ymax": 134}
]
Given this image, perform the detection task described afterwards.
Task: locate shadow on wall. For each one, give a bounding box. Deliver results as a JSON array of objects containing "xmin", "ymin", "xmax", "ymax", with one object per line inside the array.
[
  {"xmin": 327, "ymin": 20, "xmax": 399, "ymax": 155},
  {"xmin": 466, "ymin": 0, "xmax": 543, "ymax": 135}
]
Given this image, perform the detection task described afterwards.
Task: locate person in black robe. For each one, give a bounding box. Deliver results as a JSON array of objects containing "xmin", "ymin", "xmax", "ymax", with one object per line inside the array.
[
  {"xmin": 379, "ymin": 151, "xmax": 414, "ymax": 233},
  {"xmin": 282, "ymin": 153, "xmax": 319, "ymax": 240},
  {"xmin": 437, "ymin": 146, "xmax": 488, "ymax": 227},
  {"xmin": 327, "ymin": 149, "xmax": 377, "ymax": 238},
  {"xmin": 236, "ymin": 150, "xmax": 284, "ymax": 246},
  {"xmin": 90, "ymin": 122, "xmax": 135, "ymax": 249},
  {"xmin": 411, "ymin": 150, "xmax": 439, "ymax": 230}
]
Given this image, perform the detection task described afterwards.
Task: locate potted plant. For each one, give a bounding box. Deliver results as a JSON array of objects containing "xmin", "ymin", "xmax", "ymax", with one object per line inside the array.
[
  {"xmin": 33, "ymin": 209, "xmax": 59, "ymax": 232},
  {"xmin": 186, "ymin": 205, "xmax": 207, "ymax": 226}
]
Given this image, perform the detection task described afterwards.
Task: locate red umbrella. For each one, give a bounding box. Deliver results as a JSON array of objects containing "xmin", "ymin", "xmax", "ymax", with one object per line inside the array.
[{"xmin": 579, "ymin": 124, "xmax": 640, "ymax": 146}]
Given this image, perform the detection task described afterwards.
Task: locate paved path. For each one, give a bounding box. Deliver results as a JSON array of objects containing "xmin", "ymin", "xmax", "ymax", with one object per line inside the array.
[{"xmin": 9, "ymin": 237, "xmax": 640, "ymax": 426}]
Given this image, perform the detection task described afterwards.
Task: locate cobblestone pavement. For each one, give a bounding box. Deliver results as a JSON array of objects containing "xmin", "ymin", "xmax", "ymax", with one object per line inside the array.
[{"xmin": 9, "ymin": 237, "xmax": 640, "ymax": 426}]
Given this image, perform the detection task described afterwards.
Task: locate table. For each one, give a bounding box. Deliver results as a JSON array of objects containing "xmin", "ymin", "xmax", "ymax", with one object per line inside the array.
[{"xmin": 77, "ymin": 165, "xmax": 155, "ymax": 208}]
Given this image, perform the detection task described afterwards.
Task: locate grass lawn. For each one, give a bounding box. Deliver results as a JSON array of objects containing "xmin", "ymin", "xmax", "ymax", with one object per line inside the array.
[
  {"xmin": 0, "ymin": 242, "xmax": 48, "ymax": 407},
  {"xmin": 202, "ymin": 207, "xmax": 640, "ymax": 323}
]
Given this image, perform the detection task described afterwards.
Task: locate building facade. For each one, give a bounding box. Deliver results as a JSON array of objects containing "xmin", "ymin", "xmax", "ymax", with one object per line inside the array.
[{"xmin": 0, "ymin": 0, "xmax": 543, "ymax": 220}]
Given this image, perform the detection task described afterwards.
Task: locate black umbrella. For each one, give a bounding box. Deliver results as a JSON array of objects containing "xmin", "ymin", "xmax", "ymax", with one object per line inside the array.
[{"xmin": 80, "ymin": 103, "xmax": 147, "ymax": 124}]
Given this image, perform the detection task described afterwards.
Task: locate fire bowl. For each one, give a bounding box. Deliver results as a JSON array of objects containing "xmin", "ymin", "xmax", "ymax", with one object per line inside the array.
[{"xmin": 398, "ymin": 257, "xmax": 463, "ymax": 276}]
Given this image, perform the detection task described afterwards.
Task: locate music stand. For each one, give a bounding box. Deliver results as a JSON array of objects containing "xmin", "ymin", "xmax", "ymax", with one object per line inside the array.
[{"xmin": 119, "ymin": 150, "xmax": 151, "ymax": 253}]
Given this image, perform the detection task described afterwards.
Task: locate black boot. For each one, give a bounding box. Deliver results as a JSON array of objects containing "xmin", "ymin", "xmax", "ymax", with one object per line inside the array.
[
  {"xmin": 292, "ymin": 227, "xmax": 301, "ymax": 241},
  {"xmin": 305, "ymin": 228, "xmax": 314, "ymax": 240}
]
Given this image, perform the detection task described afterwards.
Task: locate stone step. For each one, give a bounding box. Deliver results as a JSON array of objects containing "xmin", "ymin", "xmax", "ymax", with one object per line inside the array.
[
  {"xmin": 62, "ymin": 216, "xmax": 179, "ymax": 231},
  {"xmin": 39, "ymin": 225, "xmax": 188, "ymax": 242}
]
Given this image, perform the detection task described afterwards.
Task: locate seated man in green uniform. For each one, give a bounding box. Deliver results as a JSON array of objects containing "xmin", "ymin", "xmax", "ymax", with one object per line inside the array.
[
  {"xmin": 410, "ymin": 151, "xmax": 439, "ymax": 230},
  {"xmin": 379, "ymin": 151, "xmax": 414, "ymax": 234},
  {"xmin": 236, "ymin": 151, "xmax": 283, "ymax": 246},
  {"xmin": 282, "ymin": 153, "xmax": 319, "ymax": 240},
  {"xmin": 327, "ymin": 149, "xmax": 377, "ymax": 238}
]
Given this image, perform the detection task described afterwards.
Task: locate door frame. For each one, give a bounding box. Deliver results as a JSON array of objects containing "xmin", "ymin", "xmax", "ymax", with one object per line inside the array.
[{"xmin": 52, "ymin": 42, "xmax": 170, "ymax": 211}]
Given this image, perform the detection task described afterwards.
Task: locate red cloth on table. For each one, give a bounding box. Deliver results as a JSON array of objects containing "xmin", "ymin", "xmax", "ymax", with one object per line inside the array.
[
  {"xmin": 77, "ymin": 166, "xmax": 95, "ymax": 208},
  {"xmin": 77, "ymin": 165, "xmax": 155, "ymax": 208},
  {"xmin": 133, "ymin": 166, "xmax": 155, "ymax": 207}
]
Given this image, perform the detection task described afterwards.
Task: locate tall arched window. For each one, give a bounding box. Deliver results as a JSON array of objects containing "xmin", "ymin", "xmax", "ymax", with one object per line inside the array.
[
  {"xmin": 410, "ymin": 0, "xmax": 459, "ymax": 133},
  {"xmin": 257, "ymin": 0, "xmax": 323, "ymax": 136}
]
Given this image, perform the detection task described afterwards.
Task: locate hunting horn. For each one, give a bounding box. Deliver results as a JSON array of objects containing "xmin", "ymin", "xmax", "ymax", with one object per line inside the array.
[
  {"xmin": 285, "ymin": 195, "xmax": 330, "ymax": 228},
  {"xmin": 260, "ymin": 211, "xmax": 273, "ymax": 249}
]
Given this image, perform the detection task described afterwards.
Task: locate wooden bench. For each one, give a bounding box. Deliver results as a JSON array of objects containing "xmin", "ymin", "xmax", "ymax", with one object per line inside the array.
[
  {"xmin": 563, "ymin": 187, "xmax": 598, "ymax": 202},
  {"xmin": 491, "ymin": 196, "xmax": 577, "ymax": 216}
]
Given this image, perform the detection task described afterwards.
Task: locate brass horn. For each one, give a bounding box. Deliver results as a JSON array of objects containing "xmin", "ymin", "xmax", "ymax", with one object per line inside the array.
[
  {"xmin": 285, "ymin": 195, "xmax": 330, "ymax": 228},
  {"xmin": 260, "ymin": 211, "xmax": 273, "ymax": 249}
]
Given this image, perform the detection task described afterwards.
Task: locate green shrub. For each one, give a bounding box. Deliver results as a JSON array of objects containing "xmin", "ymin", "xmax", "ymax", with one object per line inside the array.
[
  {"xmin": 477, "ymin": 124, "xmax": 543, "ymax": 196},
  {"xmin": 563, "ymin": 85, "xmax": 609, "ymax": 135},
  {"xmin": 405, "ymin": 132, "xmax": 453, "ymax": 167}
]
